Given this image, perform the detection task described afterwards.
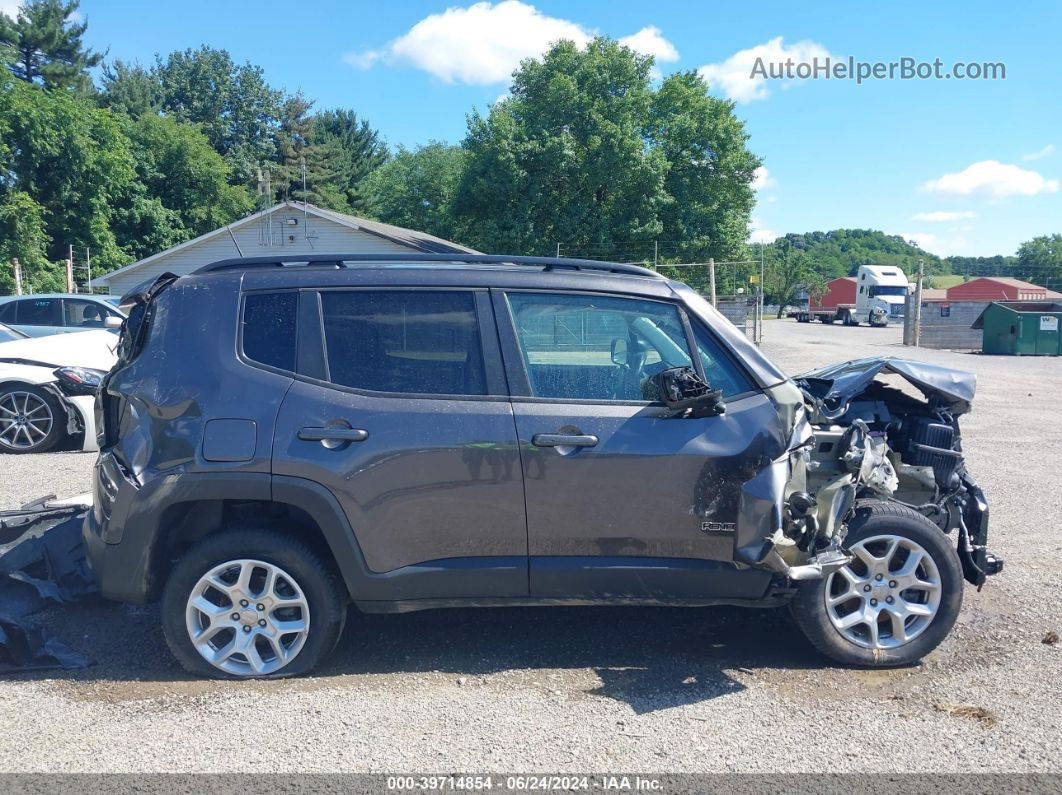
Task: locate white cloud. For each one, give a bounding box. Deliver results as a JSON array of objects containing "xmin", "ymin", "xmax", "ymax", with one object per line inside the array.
[
  {"xmin": 752, "ymin": 165, "xmax": 776, "ymax": 191},
  {"xmin": 900, "ymin": 231, "xmax": 968, "ymax": 256},
  {"xmin": 1023, "ymin": 143, "xmax": 1055, "ymax": 161},
  {"xmin": 922, "ymin": 160, "xmax": 1059, "ymax": 197},
  {"xmin": 698, "ymin": 36, "xmax": 834, "ymax": 102},
  {"xmin": 911, "ymin": 210, "xmax": 976, "ymax": 222},
  {"xmin": 748, "ymin": 217, "xmax": 776, "ymax": 244},
  {"xmin": 345, "ymin": 3, "xmax": 680, "ymax": 85},
  {"xmin": 618, "ymin": 26, "xmax": 679, "ymax": 63}
]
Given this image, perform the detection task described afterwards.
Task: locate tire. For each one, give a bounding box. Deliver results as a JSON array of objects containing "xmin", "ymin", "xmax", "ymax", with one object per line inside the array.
[
  {"xmin": 0, "ymin": 384, "xmax": 67, "ymax": 453},
  {"xmin": 791, "ymin": 501, "xmax": 963, "ymax": 667},
  {"xmin": 162, "ymin": 527, "xmax": 347, "ymax": 679}
]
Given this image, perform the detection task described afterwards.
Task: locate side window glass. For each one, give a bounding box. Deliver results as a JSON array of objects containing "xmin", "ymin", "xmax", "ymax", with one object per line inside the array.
[
  {"xmin": 689, "ymin": 323, "xmax": 753, "ymax": 398},
  {"xmin": 0, "ymin": 302, "xmax": 15, "ymax": 323},
  {"xmin": 16, "ymin": 298, "xmax": 61, "ymax": 326},
  {"xmin": 506, "ymin": 292, "xmax": 693, "ymax": 401},
  {"xmin": 64, "ymin": 299, "xmax": 107, "ymax": 327},
  {"xmin": 242, "ymin": 292, "xmax": 297, "ymax": 372},
  {"xmin": 320, "ymin": 291, "xmax": 486, "ymax": 396}
]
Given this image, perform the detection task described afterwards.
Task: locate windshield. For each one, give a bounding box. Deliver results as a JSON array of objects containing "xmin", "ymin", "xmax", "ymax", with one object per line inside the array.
[{"xmin": 870, "ymin": 285, "xmax": 908, "ymax": 297}]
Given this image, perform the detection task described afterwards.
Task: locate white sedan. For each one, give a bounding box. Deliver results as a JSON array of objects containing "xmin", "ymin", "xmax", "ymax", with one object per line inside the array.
[{"xmin": 0, "ymin": 323, "xmax": 117, "ymax": 453}]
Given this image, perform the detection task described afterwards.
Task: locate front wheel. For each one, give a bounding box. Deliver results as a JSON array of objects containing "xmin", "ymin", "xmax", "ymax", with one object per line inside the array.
[
  {"xmin": 162, "ymin": 528, "xmax": 347, "ymax": 679},
  {"xmin": 791, "ymin": 502, "xmax": 963, "ymax": 667},
  {"xmin": 0, "ymin": 384, "xmax": 66, "ymax": 453}
]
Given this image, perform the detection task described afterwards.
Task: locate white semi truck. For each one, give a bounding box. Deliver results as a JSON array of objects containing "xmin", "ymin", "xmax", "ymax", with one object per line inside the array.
[{"xmin": 797, "ymin": 265, "xmax": 911, "ymax": 327}]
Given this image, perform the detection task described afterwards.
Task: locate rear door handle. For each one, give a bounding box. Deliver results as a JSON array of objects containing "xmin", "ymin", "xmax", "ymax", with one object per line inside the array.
[
  {"xmin": 298, "ymin": 427, "xmax": 369, "ymax": 442},
  {"xmin": 532, "ymin": 433, "xmax": 598, "ymax": 448}
]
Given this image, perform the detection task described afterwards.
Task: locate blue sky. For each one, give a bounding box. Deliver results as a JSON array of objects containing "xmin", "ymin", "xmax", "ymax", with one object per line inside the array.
[{"xmin": 68, "ymin": 0, "xmax": 1062, "ymax": 257}]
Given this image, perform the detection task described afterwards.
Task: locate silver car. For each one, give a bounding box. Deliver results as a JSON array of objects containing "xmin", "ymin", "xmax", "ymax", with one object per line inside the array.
[{"xmin": 0, "ymin": 294, "xmax": 124, "ymax": 337}]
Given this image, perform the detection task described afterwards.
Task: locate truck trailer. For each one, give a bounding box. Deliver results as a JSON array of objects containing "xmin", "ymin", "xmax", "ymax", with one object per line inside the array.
[{"xmin": 796, "ymin": 266, "xmax": 910, "ymax": 327}]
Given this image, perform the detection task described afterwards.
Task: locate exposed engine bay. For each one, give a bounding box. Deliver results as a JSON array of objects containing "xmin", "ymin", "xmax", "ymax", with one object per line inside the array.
[{"xmin": 653, "ymin": 357, "xmax": 1003, "ymax": 589}]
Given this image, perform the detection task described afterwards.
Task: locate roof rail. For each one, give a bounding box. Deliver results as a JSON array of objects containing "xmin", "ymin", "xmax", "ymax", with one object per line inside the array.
[{"xmin": 193, "ymin": 253, "xmax": 662, "ymax": 279}]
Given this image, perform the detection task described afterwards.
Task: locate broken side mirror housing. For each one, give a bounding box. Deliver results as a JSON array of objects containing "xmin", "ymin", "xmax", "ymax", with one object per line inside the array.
[{"xmin": 649, "ymin": 366, "xmax": 726, "ymax": 418}]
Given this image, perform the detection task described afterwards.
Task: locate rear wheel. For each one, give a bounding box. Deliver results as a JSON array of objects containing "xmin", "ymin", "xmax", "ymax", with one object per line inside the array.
[
  {"xmin": 162, "ymin": 528, "xmax": 347, "ymax": 679},
  {"xmin": 0, "ymin": 385, "xmax": 66, "ymax": 453},
  {"xmin": 791, "ymin": 501, "xmax": 963, "ymax": 667}
]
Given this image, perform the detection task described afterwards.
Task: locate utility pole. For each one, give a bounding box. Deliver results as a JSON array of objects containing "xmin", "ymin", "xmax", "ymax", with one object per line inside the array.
[
  {"xmin": 758, "ymin": 243, "xmax": 766, "ymax": 344},
  {"xmin": 12, "ymin": 258, "xmax": 22, "ymax": 296},
  {"xmin": 708, "ymin": 257, "xmax": 717, "ymax": 306},
  {"xmin": 555, "ymin": 243, "xmax": 561, "ymax": 257},
  {"xmin": 912, "ymin": 258, "xmax": 925, "ymax": 347},
  {"xmin": 66, "ymin": 245, "xmax": 74, "ymax": 293},
  {"xmin": 86, "ymin": 248, "xmax": 92, "ymax": 293},
  {"xmin": 653, "ymin": 240, "xmax": 658, "ymax": 268}
]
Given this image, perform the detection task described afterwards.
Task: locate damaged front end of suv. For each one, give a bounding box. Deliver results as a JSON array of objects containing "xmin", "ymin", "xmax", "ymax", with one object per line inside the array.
[{"xmin": 721, "ymin": 357, "xmax": 1001, "ymax": 603}]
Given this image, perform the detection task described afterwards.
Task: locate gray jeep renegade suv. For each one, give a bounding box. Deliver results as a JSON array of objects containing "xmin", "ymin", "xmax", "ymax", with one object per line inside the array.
[{"xmin": 84, "ymin": 254, "xmax": 999, "ymax": 679}]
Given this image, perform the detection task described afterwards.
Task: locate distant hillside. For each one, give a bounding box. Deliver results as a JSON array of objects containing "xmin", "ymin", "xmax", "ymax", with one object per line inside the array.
[{"xmin": 764, "ymin": 229, "xmax": 947, "ymax": 279}]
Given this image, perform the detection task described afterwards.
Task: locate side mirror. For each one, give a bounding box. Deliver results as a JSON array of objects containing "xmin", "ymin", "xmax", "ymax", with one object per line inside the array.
[
  {"xmin": 649, "ymin": 366, "xmax": 726, "ymax": 418},
  {"xmin": 610, "ymin": 338, "xmax": 628, "ymax": 366},
  {"xmin": 104, "ymin": 315, "xmax": 123, "ymax": 329}
]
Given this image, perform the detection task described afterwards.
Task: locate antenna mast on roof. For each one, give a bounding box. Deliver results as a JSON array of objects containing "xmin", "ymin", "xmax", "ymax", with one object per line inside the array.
[{"xmin": 301, "ymin": 155, "xmax": 308, "ymax": 237}]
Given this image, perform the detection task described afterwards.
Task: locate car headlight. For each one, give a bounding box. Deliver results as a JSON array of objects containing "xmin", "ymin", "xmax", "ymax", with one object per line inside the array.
[{"xmin": 52, "ymin": 366, "xmax": 106, "ymax": 396}]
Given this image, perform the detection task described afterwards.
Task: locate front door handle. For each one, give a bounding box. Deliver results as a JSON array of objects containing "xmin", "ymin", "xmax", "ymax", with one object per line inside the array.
[
  {"xmin": 532, "ymin": 433, "xmax": 598, "ymax": 448},
  {"xmin": 298, "ymin": 427, "xmax": 369, "ymax": 442}
]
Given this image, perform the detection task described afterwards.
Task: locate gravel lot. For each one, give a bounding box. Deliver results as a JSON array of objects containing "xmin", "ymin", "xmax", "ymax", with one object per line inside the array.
[{"xmin": 1, "ymin": 320, "xmax": 1060, "ymax": 773}]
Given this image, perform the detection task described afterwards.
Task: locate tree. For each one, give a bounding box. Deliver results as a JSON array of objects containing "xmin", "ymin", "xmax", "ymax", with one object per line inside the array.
[
  {"xmin": 112, "ymin": 113, "xmax": 253, "ymax": 259},
  {"xmin": 648, "ymin": 71, "xmax": 760, "ymax": 262},
  {"xmin": 1016, "ymin": 234, "xmax": 1062, "ymax": 291},
  {"xmin": 363, "ymin": 143, "xmax": 468, "ymax": 242},
  {"xmin": 0, "ymin": 0, "xmax": 102, "ymax": 92},
  {"xmin": 452, "ymin": 38, "xmax": 759, "ymax": 260},
  {"xmin": 453, "ymin": 38, "xmax": 669, "ymax": 256},
  {"xmin": 0, "ymin": 190, "xmax": 64, "ymax": 293},
  {"xmin": 98, "ymin": 59, "xmax": 160, "ymax": 115},
  {"xmin": 269, "ymin": 93, "xmax": 353, "ymax": 210},
  {"xmin": 311, "ymin": 108, "xmax": 388, "ymax": 211},
  {"xmin": 154, "ymin": 46, "xmax": 283, "ymax": 187},
  {"xmin": 0, "ymin": 73, "xmax": 137, "ymax": 267},
  {"xmin": 765, "ymin": 238, "xmax": 824, "ymax": 317}
]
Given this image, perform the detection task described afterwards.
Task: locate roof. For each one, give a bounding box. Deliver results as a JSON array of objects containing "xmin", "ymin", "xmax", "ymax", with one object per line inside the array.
[
  {"xmin": 967, "ymin": 276, "xmax": 1049, "ymax": 289},
  {"xmin": 0, "ymin": 293, "xmax": 121, "ymax": 301},
  {"xmin": 96, "ymin": 201, "xmax": 478, "ymax": 284},
  {"xmin": 919, "ymin": 288, "xmax": 948, "ymax": 301}
]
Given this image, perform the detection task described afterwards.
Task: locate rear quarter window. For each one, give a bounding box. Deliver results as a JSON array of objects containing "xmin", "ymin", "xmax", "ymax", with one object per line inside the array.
[{"xmin": 242, "ymin": 292, "xmax": 298, "ymax": 373}]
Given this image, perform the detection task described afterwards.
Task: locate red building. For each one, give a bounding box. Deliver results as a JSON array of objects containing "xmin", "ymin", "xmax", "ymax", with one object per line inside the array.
[{"xmin": 947, "ymin": 277, "xmax": 1059, "ymax": 302}]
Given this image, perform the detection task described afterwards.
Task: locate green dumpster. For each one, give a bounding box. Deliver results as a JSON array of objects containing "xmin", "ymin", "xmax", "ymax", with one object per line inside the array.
[{"xmin": 973, "ymin": 301, "xmax": 1062, "ymax": 355}]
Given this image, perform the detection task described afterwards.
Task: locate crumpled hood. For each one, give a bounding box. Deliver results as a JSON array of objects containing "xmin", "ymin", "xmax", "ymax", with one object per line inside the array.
[
  {"xmin": 0, "ymin": 330, "xmax": 118, "ymax": 372},
  {"xmin": 796, "ymin": 356, "xmax": 976, "ymax": 415}
]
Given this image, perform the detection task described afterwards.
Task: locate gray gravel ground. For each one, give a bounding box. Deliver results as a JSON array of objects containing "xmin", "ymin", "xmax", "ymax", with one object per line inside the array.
[{"xmin": 1, "ymin": 319, "xmax": 1060, "ymax": 773}]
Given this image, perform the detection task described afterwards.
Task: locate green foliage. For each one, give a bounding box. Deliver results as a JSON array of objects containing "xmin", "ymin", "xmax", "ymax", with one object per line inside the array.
[
  {"xmin": 453, "ymin": 39, "xmax": 757, "ymax": 260},
  {"xmin": 454, "ymin": 39, "xmax": 670, "ymax": 256},
  {"xmin": 0, "ymin": 0, "xmax": 102, "ymax": 92},
  {"xmin": 0, "ymin": 190, "xmax": 65, "ymax": 293},
  {"xmin": 153, "ymin": 46, "xmax": 284, "ymax": 188},
  {"xmin": 0, "ymin": 74, "xmax": 136, "ymax": 268},
  {"xmin": 98, "ymin": 59, "xmax": 160, "ymax": 115},
  {"xmin": 364, "ymin": 143, "xmax": 468, "ymax": 242},
  {"xmin": 648, "ymin": 71, "xmax": 759, "ymax": 262},
  {"xmin": 764, "ymin": 239, "xmax": 826, "ymax": 316},
  {"xmin": 311, "ymin": 109, "xmax": 388, "ymax": 211},
  {"xmin": 114, "ymin": 113, "xmax": 253, "ymax": 259},
  {"xmin": 761, "ymin": 229, "xmax": 947, "ymax": 281}
]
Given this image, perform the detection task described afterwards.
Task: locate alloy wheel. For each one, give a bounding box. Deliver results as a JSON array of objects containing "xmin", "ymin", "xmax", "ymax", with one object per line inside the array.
[
  {"xmin": 0, "ymin": 391, "xmax": 54, "ymax": 451},
  {"xmin": 825, "ymin": 534, "xmax": 942, "ymax": 650},
  {"xmin": 185, "ymin": 558, "xmax": 311, "ymax": 676}
]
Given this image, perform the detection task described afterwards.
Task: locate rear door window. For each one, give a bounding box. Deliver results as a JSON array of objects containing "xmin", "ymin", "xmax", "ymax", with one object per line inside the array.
[
  {"xmin": 320, "ymin": 290, "xmax": 487, "ymax": 396},
  {"xmin": 15, "ymin": 298, "xmax": 61, "ymax": 326},
  {"xmin": 242, "ymin": 292, "xmax": 298, "ymax": 373}
]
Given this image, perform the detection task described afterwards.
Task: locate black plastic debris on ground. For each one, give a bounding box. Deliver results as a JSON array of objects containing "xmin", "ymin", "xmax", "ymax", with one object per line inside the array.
[{"xmin": 0, "ymin": 496, "xmax": 96, "ymax": 672}]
